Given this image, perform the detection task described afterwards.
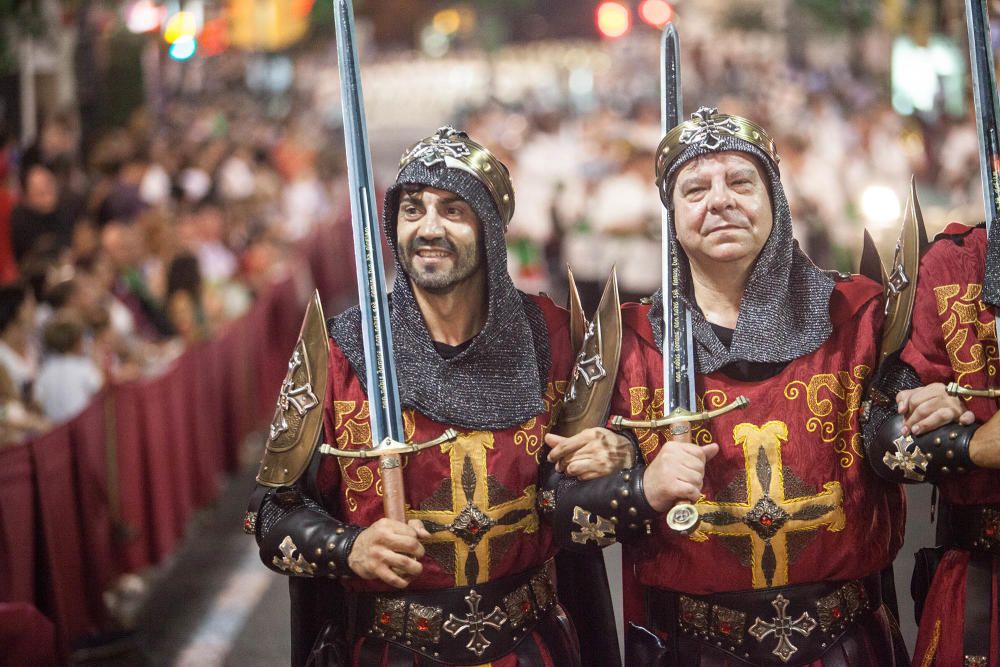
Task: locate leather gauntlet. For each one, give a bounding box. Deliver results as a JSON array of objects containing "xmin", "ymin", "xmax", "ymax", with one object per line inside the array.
[
  {"xmin": 868, "ymin": 414, "xmax": 978, "ymax": 484},
  {"xmin": 540, "ymin": 445, "xmax": 658, "ymax": 551},
  {"xmin": 255, "ymin": 487, "xmax": 362, "ymax": 579}
]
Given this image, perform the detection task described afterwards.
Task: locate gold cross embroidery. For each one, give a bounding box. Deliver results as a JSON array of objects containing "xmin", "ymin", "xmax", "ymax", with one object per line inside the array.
[
  {"xmin": 691, "ymin": 421, "xmax": 845, "ymax": 589},
  {"xmin": 407, "ymin": 431, "xmax": 538, "ymax": 586}
]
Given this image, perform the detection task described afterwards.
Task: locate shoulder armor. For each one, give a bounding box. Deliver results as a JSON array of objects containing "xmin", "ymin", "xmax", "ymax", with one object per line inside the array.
[
  {"xmin": 863, "ymin": 177, "xmax": 929, "ymax": 363},
  {"xmin": 257, "ymin": 291, "xmax": 330, "ymax": 487},
  {"xmin": 556, "ymin": 269, "xmax": 622, "ymax": 436}
]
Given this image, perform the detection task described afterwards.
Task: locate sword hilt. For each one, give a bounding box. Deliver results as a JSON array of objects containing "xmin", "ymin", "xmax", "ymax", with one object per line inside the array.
[
  {"xmin": 609, "ymin": 396, "xmax": 749, "ymax": 430},
  {"xmin": 946, "ymin": 382, "xmax": 1000, "ymax": 399},
  {"xmin": 319, "ymin": 429, "xmax": 459, "ymax": 458},
  {"xmin": 610, "ymin": 397, "xmax": 749, "ymax": 534}
]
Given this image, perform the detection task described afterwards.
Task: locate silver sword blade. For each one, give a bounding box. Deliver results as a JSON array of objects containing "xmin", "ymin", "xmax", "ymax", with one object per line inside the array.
[
  {"xmin": 965, "ymin": 0, "xmax": 1000, "ymax": 238},
  {"xmin": 660, "ymin": 22, "xmax": 697, "ymax": 413},
  {"xmin": 334, "ymin": 0, "xmax": 405, "ymax": 446}
]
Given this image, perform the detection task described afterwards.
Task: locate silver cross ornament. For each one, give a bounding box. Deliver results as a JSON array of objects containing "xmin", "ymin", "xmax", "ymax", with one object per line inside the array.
[
  {"xmin": 748, "ymin": 594, "xmax": 818, "ymax": 663},
  {"xmin": 443, "ymin": 589, "xmax": 508, "ymax": 657},
  {"xmin": 883, "ymin": 433, "xmax": 929, "ymax": 482},
  {"xmin": 269, "ymin": 345, "xmax": 320, "ymax": 441},
  {"xmin": 402, "ymin": 126, "xmax": 472, "ymax": 168},
  {"xmin": 566, "ymin": 321, "xmax": 607, "ymax": 403},
  {"xmin": 570, "ymin": 506, "xmax": 616, "ymax": 547},
  {"xmin": 679, "ymin": 107, "xmax": 743, "ymax": 152}
]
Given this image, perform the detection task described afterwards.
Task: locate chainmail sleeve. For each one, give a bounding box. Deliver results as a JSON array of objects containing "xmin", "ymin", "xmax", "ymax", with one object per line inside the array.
[{"xmin": 862, "ymin": 354, "xmax": 921, "ymax": 455}]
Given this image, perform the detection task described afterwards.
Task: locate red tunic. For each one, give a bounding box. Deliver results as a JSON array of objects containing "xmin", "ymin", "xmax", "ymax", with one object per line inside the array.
[
  {"xmin": 616, "ymin": 278, "xmax": 904, "ymax": 600},
  {"xmin": 314, "ymin": 294, "xmax": 573, "ymax": 594},
  {"xmin": 900, "ymin": 224, "xmax": 1000, "ymax": 667}
]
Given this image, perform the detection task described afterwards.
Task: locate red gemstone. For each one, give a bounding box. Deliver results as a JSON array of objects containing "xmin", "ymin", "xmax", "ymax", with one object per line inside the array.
[
  {"xmin": 416, "ymin": 617, "xmax": 429, "ymax": 632},
  {"xmin": 831, "ymin": 606, "xmax": 842, "ymax": 619},
  {"xmin": 380, "ymin": 612, "xmax": 392, "ymax": 626},
  {"xmin": 521, "ymin": 600, "xmax": 533, "ymax": 613},
  {"xmin": 719, "ymin": 622, "xmax": 732, "ymax": 635},
  {"xmin": 760, "ymin": 515, "xmax": 773, "ymax": 526},
  {"xmin": 682, "ymin": 612, "xmax": 694, "ymax": 623},
  {"xmin": 469, "ymin": 520, "xmax": 480, "ymax": 534},
  {"xmin": 986, "ymin": 526, "xmax": 997, "ymax": 538}
]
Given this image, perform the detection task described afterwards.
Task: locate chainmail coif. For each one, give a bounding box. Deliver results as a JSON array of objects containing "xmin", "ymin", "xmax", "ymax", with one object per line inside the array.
[
  {"xmin": 648, "ymin": 136, "xmax": 836, "ymax": 374},
  {"xmin": 329, "ymin": 160, "xmax": 551, "ymax": 430}
]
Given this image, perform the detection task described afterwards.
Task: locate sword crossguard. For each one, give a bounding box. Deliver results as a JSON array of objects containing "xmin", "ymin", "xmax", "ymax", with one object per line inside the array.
[
  {"xmin": 946, "ymin": 382, "xmax": 1000, "ymax": 399},
  {"xmin": 319, "ymin": 428, "xmax": 459, "ymax": 459},
  {"xmin": 609, "ymin": 396, "xmax": 749, "ymax": 431}
]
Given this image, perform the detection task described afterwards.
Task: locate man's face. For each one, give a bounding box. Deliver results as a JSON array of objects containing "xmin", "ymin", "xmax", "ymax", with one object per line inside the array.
[
  {"xmin": 671, "ymin": 151, "xmax": 773, "ymax": 268},
  {"xmin": 397, "ymin": 186, "xmax": 483, "ymax": 293}
]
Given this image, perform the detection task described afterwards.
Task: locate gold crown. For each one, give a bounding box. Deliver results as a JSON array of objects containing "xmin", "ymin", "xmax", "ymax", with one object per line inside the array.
[
  {"xmin": 399, "ymin": 127, "xmax": 515, "ymax": 228},
  {"xmin": 655, "ymin": 107, "xmax": 780, "ymax": 191}
]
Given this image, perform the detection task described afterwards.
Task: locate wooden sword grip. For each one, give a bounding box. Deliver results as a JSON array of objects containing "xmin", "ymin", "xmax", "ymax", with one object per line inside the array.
[{"xmin": 379, "ymin": 455, "xmax": 406, "ymax": 522}]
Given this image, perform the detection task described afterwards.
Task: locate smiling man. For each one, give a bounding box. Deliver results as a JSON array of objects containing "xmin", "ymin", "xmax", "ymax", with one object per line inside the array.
[
  {"xmin": 550, "ymin": 108, "xmax": 910, "ymax": 665},
  {"xmin": 247, "ymin": 127, "xmax": 630, "ymax": 666}
]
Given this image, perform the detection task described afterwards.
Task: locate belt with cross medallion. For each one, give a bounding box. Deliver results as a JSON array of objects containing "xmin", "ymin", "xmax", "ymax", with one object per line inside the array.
[
  {"xmin": 641, "ymin": 574, "xmax": 884, "ymax": 665},
  {"xmin": 349, "ymin": 560, "xmax": 559, "ymax": 665}
]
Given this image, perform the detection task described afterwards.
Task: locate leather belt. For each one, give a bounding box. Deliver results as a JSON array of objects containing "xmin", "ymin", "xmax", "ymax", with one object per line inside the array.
[
  {"xmin": 351, "ymin": 562, "xmax": 557, "ymax": 665},
  {"xmin": 945, "ymin": 501, "xmax": 1000, "ymax": 555},
  {"xmin": 646, "ymin": 575, "xmax": 882, "ymax": 666}
]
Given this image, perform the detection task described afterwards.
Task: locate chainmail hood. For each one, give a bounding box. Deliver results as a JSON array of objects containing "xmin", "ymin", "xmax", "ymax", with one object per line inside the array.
[
  {"xmin": 648, "ymin": 133, "xmax": 836, "ymax": 374},
  {"xmin": 329, "ymin": 155, "xmax": 550, "ymax": 430}
]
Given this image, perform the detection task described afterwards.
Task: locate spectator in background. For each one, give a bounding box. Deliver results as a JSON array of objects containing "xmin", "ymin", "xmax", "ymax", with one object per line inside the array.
[
  {"xmin": 165, "ymin": 253, "xmax": 208, "ymax": 344},
  {"xmin": 0, "ymin": 281, "xmax": 39, "ymax": 402},
  {"xmin": 34, "ymin": 314, "xmax": 103, "ymax": 423},
  {"xmin": 9, "ymin": 163, "xmax": 75, "ymax": 264}
]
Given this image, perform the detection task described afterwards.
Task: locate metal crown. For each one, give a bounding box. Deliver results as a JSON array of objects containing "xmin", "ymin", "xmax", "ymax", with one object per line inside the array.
[
  {"xmin": 399, "ymin": 126, "xmax": 515, "ymax": 228},
  {"xmin": 655, "ymin": 107, "xmax": 780, "ymax": 192}
]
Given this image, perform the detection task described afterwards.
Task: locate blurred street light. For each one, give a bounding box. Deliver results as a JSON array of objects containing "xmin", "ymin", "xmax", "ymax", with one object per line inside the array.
[
  {"xmin": 163, "ymin": 10, "xmax": 197, "ymax": 43},
  {"xmin": 596, "ymin": 1, "xmax": 631, "ymax": 39},
  {"xmin": 860, "ymin": 185, "xmax": 902, "ymax": 229},
  {"xmin": 638, "ymin": 0, "xmax": 674, "ymax": 29},
  {"xmin": 126, "ymin": 0, "xmax": 167, "ymax": 34},
  {"xmin": 169, "ymin": 34, "xmax": 197, "ymax": 60}
]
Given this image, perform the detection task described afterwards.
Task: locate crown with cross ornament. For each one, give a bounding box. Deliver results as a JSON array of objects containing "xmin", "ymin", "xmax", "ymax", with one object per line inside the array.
[
  {"xmin": 399, "ymin": 126, "xmax": 515, "ymax": 228},
  {"xmin": 655, "ymin": 107, "xmax": 780, "ymax": 191}
]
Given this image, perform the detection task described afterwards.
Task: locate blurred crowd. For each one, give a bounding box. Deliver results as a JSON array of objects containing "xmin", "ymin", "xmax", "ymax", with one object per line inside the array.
[
  {"xmin": 0, "ymin": 93, "xmax": 346, "ymax": 445},
  {"xmin": 1, "ymin": 19, "xmax": 988, "ymax": 444}
]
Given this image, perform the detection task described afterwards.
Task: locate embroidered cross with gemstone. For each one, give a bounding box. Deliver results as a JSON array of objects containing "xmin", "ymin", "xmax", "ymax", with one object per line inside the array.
[
  {"xmin": 691, "ymin": 421, "xmax": 845, "ymax": 588},
  {"xmin": 679, "ymin": 107, "xmax": 743, "ymax": 152},
  {"xmin": 748, "ymin": 593, "xmax": 818, "ymax": 663},
  {"xmin": 443, "ymin": 589, "xmax": 508, "ymax": 657},
  {"xmin": 407, "ymin": 432, "xmax": 538, "ymax": 586},
  {"xmin": 269, "ymin": 344, "xmax": 319, "ymax": 441},
  {"xmin": 883, "ymin": 433, "xmax": 929, "ymax": 481}
]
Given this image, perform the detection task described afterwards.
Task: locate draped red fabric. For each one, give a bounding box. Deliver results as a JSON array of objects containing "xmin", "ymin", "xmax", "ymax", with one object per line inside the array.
[
  {"xmin": 68, "ymin": 393, "xmax": 117, "ymax": 622},
  {"xmin": 112, "ymin": 382, "xmax": 152, "ymax": 572},
  {"xmin": 0, "ymin": 443, "xmax": 35, "ymax": 604},
  {"xmin": 0, "ymin": 274, "xmax": 316, "ymax": 650},
  {"xmin": 0, "ymin": 602, "xmax": 58, "ymax": 667},
  {"xmin": 30, "ymin": 424, "xmax": 91, "ymax": 643},
  {"xmin": 139, "ymin": 371, "xmax": 184, "ymax": 560}
]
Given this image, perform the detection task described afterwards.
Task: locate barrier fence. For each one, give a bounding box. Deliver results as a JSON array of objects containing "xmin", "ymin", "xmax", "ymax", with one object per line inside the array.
[{"xmin": 0, "ymin": 222, "xmax": 355, "ymax": 663}]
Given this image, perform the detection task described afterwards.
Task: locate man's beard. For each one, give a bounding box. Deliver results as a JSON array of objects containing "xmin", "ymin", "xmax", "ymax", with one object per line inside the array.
[{"xmin": 400, "ymin": 237, "xmax": 481, "ymax": 293}]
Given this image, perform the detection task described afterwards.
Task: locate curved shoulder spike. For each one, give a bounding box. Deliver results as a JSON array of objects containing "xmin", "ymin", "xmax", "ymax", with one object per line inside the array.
[{"xmin": 257, "ymin": 291, "xmax": 330, "ymax": 487}]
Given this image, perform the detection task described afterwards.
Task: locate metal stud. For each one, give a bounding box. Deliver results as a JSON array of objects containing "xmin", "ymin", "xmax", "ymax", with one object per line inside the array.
[{"xmin": 610, "ymin": 499, "xmax": 619, "ymax": 509}]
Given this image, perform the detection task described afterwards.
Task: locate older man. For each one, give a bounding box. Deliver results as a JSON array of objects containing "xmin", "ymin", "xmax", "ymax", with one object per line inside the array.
[
  {"xmin": 247, "ymin": 127, "xmax": 628, "ymax": 666},
  {"xmin": 549, "ymin": 108, "xmax": 911, "ymax": 665}
]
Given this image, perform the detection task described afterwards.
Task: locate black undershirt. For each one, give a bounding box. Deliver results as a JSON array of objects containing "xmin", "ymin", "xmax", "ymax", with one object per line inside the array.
[
  {"xmin": 709, "ymin": 323, "xmax": 789, "ymax": 382},
  {"xmin": 433, "ymin": 339, "xmax": 474, "ymax": 360}
]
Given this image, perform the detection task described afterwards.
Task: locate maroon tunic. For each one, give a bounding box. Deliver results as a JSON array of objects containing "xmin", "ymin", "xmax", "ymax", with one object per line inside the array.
[
  {"xmin": 615, "ymin": 278, "xmax": 905, "ymax": 648},
  {"xmin": 313, "ymin": 294, "xmax": 576, "ymax": 666},
  {"xmin": 901, "ymin": 224, "xmax": 1000, "ymax": 667}
]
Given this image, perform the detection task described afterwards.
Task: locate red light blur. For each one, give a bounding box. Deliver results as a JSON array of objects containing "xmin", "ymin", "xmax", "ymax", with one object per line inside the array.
[
  {"xmin": 596, "ymin": 2, "xmax": 631, "ymax": 39},
  {"xmin": 639, "ymin": 0, "xmax": 674, "ymax": 28}
]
